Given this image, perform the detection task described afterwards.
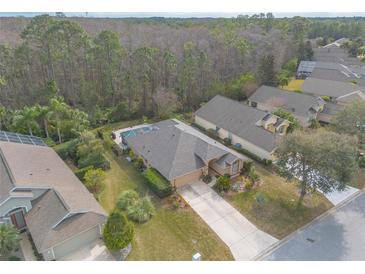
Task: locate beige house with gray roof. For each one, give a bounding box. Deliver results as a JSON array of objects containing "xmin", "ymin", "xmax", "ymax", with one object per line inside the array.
[
  {"xmin": 195, "ymin": 95, "xmax": 290, "ymax": 161},
  {"xmin": 0, "ymin": 131, "xmax": 107, "ymax": 260}
]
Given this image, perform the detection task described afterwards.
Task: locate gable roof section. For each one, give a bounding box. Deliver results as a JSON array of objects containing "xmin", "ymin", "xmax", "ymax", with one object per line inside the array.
[
  {"xmin": 0, "ymin": 141, "xmax": 106, "ymax": 216},
  {"xmin": 301, "ymin": 77, "xmax": 364, "ymax": 99},
  {"xmin": 195, "ymin": 95, "xmax": 282, "ymax": 152},
  {"xmin": 249, "ymin": 85, "xmax": 324, "ymax": 117},
  {"xmin": 25, "ymin": 189, "xmax": 105, "ymax": 252}
]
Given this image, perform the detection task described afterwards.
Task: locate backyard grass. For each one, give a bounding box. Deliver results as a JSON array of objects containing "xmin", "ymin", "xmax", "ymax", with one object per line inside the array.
[
  {"xmin": 281, "ymin": 78, "xmax": 304, "ymax": 92},
  {"xmin": 349, "ymin": 168, "xmax": 365, "ymax": 189},
  {"xmin": 226, "ymin": 164, "xmax": 333, "ymax": 239},
  {"xmin": 96, "ymin": 121, "xmax": 233, "ymax": 260}
]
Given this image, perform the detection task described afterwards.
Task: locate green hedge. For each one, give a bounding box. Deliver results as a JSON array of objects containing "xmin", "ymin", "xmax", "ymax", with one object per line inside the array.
[
  {"xmin": 143, "ymin": 168, "xmax": 172, "ymax": 198},
  {"xmin": 54, "ymin": 139, "xmax": 79, "ymax": 160},
  {"xmin": 74, "ymin": 166, "xmax": 94, "ymax": 181}
]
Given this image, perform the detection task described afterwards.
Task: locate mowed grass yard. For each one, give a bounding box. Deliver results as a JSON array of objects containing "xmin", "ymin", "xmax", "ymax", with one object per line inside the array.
[
  {"xmin": 226, "ymin": 164, "xmax": 333, "ymax": 239},
  {"xmin": 96, "ymin": 121, "xmax": 233, "ymax": 260}
]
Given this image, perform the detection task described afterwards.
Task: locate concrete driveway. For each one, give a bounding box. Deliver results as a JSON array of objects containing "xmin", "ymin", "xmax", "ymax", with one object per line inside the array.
[
  {"xmin": 59, "ymin": 240, "xmax": 116, "ymax": 261},
  {"xmin": 178, "ymin": 181, "xmax": 278, "ymax": 260},
  {"xmin": 263, "ymin": 191, "xmax": 365, "ymax": 260}
]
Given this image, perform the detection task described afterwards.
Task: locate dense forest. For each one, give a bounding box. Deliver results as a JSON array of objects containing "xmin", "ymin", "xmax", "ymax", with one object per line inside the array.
[{"xmin": 0, "ymin": 14, "xmax": 364, "ymax": 143}]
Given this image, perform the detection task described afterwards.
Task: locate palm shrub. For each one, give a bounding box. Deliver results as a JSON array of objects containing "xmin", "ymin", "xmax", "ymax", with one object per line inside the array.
[
  {"xmin": 117, "ymin": 190, "xmax": 139, "ymax": 210},
  {"xmin": 103, "ymin": 211, "xmax": 134, "ymax": 251},
  {"xmin": 241, "ymin": 161, "xmax": 254, "ymax": 176},
  {"xmin": 0, "ymin": 224, "xmax": 20, "ymax": 257},
  {"xmin": 214, "ymin": 175, "xmax": 231, "ymax": 192},
  {"xmin": 83, "ymin": 168, "xmax": 106, "ymax": 196},
  {"xmin": 127, "ymin": 196, "xmax": 156, "ymax": 223}
]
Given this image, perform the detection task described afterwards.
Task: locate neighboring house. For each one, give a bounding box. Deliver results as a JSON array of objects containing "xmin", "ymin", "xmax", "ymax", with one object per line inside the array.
[
  {"xmin": 0, "ymin": 131, "xmax": 107, "ymax": 261},
  {"xmin": 301, "ymin": 77, "xmax": 365, "ymax": 103},
  {"xmin": 248, "ymin": 85, "xmax": 325, "ymax": 127},
  {"xmin": 116, "ymin": 119, "xmax": 247, "ymax": 188},
  {"xmin": 194, "ymin": 95, "xmax": 290, "ymax": 161}
]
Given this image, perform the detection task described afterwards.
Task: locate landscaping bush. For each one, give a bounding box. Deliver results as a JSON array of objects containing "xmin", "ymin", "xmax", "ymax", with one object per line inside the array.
[
  {"xmin": 321, "ymin": 96, "xmax": 331, "ymax": 102},
  {"xmin": 214, "ymin": 175, "xmax": 231, "ymax": 192},
  {"xmin": 103, "ymin": 211, "xmax": 134, "ymax": 251},
  {"xmin": 248, "ymin": 166, "xmax": 260, "ymax": 183},
  {"xmin": 223, "ymin": 137, "xmax": 232, "ymax": 146},
  {"xmin": 74, "ymin": 165, "xmax": 94, "ymax": 181},
  {"xmin": 54, "ymin": 139, "xmax": 79, "ymax": 160},
  {"xmin": 207, "ymin": 128, "xmax": 219, "ymax": 140},
  {"xmin": 245, "ymin": 180, "xmax": 254, "ymax": 191},
  {"xmin": 117, "ymin": 190, "xmax": 139, "ymax": 210},
  {"xmin": 241, "ymin": 161, "xmax": 254, "ymax": 176},
  {"xmin": 8, "ymin": 255, "xmax": 21, "ymax": 261},
  {"xmin": 134, "ymin": 157, "xmax": 146, "ymax": 171},
  {"xmin": 359, "ymin": 157, "xmax": 365, "ymax": 168},
  {"xmin": 143, "ymin": 168, "xmax": 172, "ymax": 198},
  {"xmin": 83, "ymin": 168, "xmax": 106, "ymax": 197},
  {"xmin": 128, "ymin": 149, "xmax": 136, "ymax": 161},
  {"xmin": 111, "ymin": 143, "xmax": 123, "ymax": 156},
  {"xmin": 127, "ymin": 196, "xmax": 155, "ymax": 223},
  {"xmin": 191, "ymin": 122, "xmax": 206, "ymax": 132}
]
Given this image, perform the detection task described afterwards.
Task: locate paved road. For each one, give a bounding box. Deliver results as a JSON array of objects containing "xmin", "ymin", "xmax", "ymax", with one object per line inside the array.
[
  {"xmin": 263, "ymin": 191, "xmax": 365, "ymax": 261},
  {"xmin": 178, "ymin": 181, "xmax": 278, "ymax": 260}
]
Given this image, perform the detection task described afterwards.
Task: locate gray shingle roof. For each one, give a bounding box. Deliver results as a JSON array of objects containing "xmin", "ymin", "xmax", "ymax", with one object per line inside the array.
[
  {"xmin": 0, "ymin": 154, "xmax": 13, "ymax": 203},
  {"xmin": 301, "ymin": 78, "xmax": 364, "ymax": 98},
  {"xmin": 195, "ymin": 95, "xmax": 282, "ymax": 152},
  {"xmin": 248, "ymin": 85, "xmax": 324, "ymax": 117},
  {"xmin": 25, "ymin": 189, "xmax": 105, "ymax": 252},
  {"xmin": 0, "ymin": 141, "xmax": 106, "ymax": 216},
  {"xmin": 125, "ymin": 119, "xmax": 243, "ymax": 181}
]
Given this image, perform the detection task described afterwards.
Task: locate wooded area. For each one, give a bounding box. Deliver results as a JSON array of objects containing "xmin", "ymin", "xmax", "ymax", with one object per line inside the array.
[{"xmin": 0, "ymin": 14, "xmax": 364, "ymax": 142}]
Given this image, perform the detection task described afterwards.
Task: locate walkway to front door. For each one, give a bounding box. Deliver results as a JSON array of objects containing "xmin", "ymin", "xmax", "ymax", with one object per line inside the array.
[{"xmin": 178, "ymin": 181, "xmax": 278, "ymax": 260}]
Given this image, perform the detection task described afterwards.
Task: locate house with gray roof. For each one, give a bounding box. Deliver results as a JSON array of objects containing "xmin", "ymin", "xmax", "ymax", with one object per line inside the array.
[
  {"xmin": 0, "ymin": 132, "xmax": 107, "ymax": 260},
  {"xmin": 301, "ymin": 77, "xmax": 365, "ymax": 103},
  {"xmin": 116, "ymin": 119, "xmax": 247, "ymax": 188},
  {"xmin": 248, "ymin": 85, "xmax": 325, "ymax": 127},
  {"xmin": 194, "ymin": 95, "xmax": 290, "ymax": 161}
]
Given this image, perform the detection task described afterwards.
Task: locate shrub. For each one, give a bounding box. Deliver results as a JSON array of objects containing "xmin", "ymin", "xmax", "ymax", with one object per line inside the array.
[
  {"xmin": 191, "ymin": 122, "xmax": 206, "ymax": 132},
  {"xmin": 83, "ymin": 168, "xmax": 106, "ymax": 196},
  {"xmin": 0, "ymin": 224, "xmax": 20, "ymax": 257},
  {"xmin": 207, "ymin": 128, "xmax": 219, "ymax": 140},
  {"xmin": 75, "ymin": 165, "xmax": 94, "ymax": 181},
  {"xmin": 103, "ymin": 211, "xmax": 134, "ymax": 251},
  {"xmin": 111, "ymin": 143, "xmax": 123, "ymax": 156},
  {"xmin": 321, "ymin": 96, "xmax": 331, "ymax": 102},
  {"xmin": 128, "ymin": 149, "xmax": 135, "ymax": 161},
  {"xmin": 359, "ymin": 157, "xmax": 365, "ymax": 168},
  {"xmin": 143, "ymin": 168, "xmax": 172, "ymax": 198},
  {"xmin": 8, "ymin": 255, "xmax": 21, "ymax": 261},
  {"xmin": 241, "ymin": 161, "xmax": 254, "ymax": 176},
  {"xmin": 248, "ymin": 166, "xmax": 260, "ymax": 183},
  {"xmin": 245, "ymin": 180, "xmax": 254, "ymax": 191},
  {"xmin": 223, "ymin": 137, "xmax": 232, "ymax": 146},
  {"xmin": 127, "ymin": 196, "xmax": 156, "ymax": 223},
  {"xmin": 214, "ymin": 175, "xmax": 231, "ymax": 192},
  {"xmin": 134, "ymin": 157, "xmax": 146, "ymax": 171},
  {"xmin": 54, "ymin": 139, "xmax": 79, "ymax": 160},
  {"xmin": 117, "ymin": 190, "xmax": 139, "ymax": 210}
]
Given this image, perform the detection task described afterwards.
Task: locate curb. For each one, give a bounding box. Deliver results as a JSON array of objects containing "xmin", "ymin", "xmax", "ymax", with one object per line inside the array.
[{"xmin": 252, "ymin": 189, "xmax": 364, "ymax": 261}]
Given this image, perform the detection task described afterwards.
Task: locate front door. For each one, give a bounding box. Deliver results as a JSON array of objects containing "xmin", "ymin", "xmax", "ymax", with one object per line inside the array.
[{"xmin": 9, "ymin": 209, "xmax": 26, "ymax": 230}]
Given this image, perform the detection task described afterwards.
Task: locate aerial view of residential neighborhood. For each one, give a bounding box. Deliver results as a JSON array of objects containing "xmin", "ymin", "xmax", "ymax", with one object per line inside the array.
[{"xmin": 1, "ymin": 10, "xmax": 365, "ymax": 263}]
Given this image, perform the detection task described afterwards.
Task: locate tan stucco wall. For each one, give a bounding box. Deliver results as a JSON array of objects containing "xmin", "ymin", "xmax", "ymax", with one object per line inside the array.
[
  {"xmin": 195, "ymin": 115, "xmax": 273, "ymax": 160},
  {"xmin": 172, "ymin": 168, "xmax": 206, "ymax": 188}
]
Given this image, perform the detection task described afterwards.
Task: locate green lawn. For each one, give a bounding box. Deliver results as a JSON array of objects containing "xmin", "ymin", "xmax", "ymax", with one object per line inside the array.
[
  {"xmin": 95, "ymin": 121, "xmax": 233, "ymax": 260},
  {"xmin": 226, "ymin": 164, "xmax": 333, "ymax": 239}
]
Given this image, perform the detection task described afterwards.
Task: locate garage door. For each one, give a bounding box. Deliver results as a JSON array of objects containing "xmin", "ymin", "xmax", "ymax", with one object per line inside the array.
[
  {"xmin": 173, "ymin": 169, "xmax": 203, "ymax": 188},
  {"xmin": 53, "ymin": 226, "xmax": 101, "ymax": 260}
]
